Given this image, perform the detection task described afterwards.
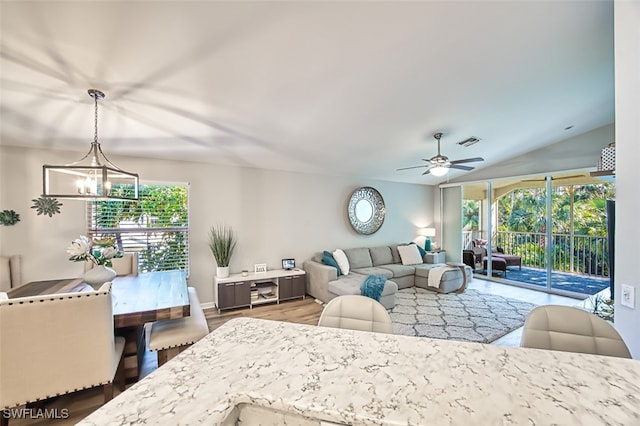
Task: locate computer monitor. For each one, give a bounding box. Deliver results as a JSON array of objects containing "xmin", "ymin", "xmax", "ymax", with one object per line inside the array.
[{"xmin": 282, "ymin": 258, "xmax": 295, "ymax": 270}]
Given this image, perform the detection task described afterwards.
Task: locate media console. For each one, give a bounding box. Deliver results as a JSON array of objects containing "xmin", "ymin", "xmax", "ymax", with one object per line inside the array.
[{"xmin": 213, "ymin": 268, "xmax": 306, "ymax": 313}]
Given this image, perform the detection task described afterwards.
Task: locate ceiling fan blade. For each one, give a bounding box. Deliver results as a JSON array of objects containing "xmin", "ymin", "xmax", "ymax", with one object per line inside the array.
[
  {"xmin": 396, "ymin": 165, "xmax": 429, "ymax": 171},
  {"xmin": 422, "ymin": 168, "xmax": 432, "ymax": 175},
  {"xmin": 449, "ymin": 164, "xmax": 474, "ymax": 171},
  {"xmin": 449, "ymin": 157, "xmax": 484, "ymax": 165}
]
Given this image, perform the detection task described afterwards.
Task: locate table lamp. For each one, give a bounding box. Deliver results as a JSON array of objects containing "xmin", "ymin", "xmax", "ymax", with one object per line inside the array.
[{"xmin": 421, "ymin": 228, "xmax": 436, "ymax": 251}]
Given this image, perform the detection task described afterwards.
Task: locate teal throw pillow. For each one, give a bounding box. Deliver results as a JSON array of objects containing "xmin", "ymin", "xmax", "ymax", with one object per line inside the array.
[{"xmin": 322, "ymin": 251, "xmax": 342, "ymax": 276}]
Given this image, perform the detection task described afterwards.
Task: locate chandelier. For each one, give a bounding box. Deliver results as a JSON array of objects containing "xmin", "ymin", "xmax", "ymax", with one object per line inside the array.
[{"xmin": 42, "ymin": 89, "xmax": 139, "ymax": 201}]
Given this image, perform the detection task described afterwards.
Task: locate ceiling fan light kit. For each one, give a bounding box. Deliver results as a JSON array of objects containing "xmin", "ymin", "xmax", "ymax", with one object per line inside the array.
[
  {"xmin": 397, "ymin": 132, "xmax": 484, "ymax": 177},
  {"xmin": 428, "ymin": 166, "xmax": 449, "ymax": 177},
  {"xmin": 42, "ymin": 89, "xmax": 139, "ymax": 201}
]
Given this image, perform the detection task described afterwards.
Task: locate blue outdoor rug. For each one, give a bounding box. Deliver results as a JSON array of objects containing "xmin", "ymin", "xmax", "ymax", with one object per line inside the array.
[{"xmin": 477, "ymin": 266, "xmax": 609, "ymax": 295}]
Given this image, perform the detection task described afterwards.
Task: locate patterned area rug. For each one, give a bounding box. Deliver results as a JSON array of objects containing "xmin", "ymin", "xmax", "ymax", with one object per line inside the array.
[{"xmin": 390, "ymin": 287, "xmax": 537, "ymax": 343}]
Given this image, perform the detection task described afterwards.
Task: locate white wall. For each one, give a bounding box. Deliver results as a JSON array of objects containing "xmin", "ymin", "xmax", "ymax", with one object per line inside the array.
[
  {"xmin": 613, "ymin": 0, "xmax": 640, "ymax": 357},
  {"xmin": 0, "ymin": 145, "xmax": 435, "ymax": 304}
]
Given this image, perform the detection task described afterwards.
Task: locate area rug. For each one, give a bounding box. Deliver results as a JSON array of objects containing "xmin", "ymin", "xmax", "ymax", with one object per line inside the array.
[{"xmin": 389, "ymin": 287, "xmax": 537, "ymax": 343}]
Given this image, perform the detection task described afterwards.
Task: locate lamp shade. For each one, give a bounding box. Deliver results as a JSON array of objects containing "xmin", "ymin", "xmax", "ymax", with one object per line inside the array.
[{"xmin": 422, "ymin": 227, "xmax": 436, "ymax": 238}]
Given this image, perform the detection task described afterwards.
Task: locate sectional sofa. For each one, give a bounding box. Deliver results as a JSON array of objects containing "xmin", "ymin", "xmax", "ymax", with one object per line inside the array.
[{"xmin": 303, "ymin": 244, "xmax": 465, "ymax": 309}]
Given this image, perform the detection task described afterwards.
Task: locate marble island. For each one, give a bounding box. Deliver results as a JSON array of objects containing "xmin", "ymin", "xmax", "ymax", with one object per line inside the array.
[{"xmin": 80, "ymin": 317, "xmax": 640, "ymax": 425}]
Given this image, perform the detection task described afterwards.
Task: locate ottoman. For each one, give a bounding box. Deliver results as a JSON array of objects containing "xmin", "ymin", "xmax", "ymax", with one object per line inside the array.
[
  {"xmin": 483, "ymin": 257, "xmax": 508, "ymax": 277},
  {"xmin": 413, "ymin": 264, "xmax": 464, "ymax": 293}
]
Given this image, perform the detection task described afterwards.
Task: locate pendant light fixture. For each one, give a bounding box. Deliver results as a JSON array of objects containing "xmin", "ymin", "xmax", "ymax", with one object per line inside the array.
[{"xmin": 42, "ymin": 89, "xmax": 139, "ymax": 201}]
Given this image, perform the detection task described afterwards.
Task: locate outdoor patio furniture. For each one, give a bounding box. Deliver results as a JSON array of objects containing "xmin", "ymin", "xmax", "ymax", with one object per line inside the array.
[
  {"xmin": 493, "ymin": 251, "xmax": 522, "ymax": 270},
  {"xmin": 483, "ymin": 257, "xmax": 507, "ymax": 277},
  {"xmin": 463, "ymin": 250, "xmax": 482, "ymax": 271}
]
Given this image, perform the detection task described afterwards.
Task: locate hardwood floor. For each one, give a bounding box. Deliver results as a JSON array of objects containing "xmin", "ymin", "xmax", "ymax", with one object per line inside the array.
[
  {"xmin": 206, "ymin": 297, "xmax": 325, "ymax": 332},
  {"xmin": 7, "ymin": 278, "xmax": 583, "ymax": 425}
]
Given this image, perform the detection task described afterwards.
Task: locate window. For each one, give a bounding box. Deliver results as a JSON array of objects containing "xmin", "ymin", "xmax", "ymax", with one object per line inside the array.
[{"xmin": 88, "ymin": 183, "xmax": 189, "ymax": 274}]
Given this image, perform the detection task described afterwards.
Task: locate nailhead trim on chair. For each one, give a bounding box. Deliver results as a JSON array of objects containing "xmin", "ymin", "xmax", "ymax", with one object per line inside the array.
[
  {"xmin": 4, "ymin": 290, "xmax": 110, "ymax": 306},
  {"xmin": 3, "ymin": 381, "xmax": 113, "ymax": 409}
]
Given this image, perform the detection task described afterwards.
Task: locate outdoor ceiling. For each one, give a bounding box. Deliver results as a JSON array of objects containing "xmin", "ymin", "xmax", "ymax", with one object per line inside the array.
[
  {"xmin": 462, "ymin": 172, "xmax": 609, "ymax": 201},
  {"xmin": 0, "ymin": 1, "xmax": 614, "ymax": 185}
]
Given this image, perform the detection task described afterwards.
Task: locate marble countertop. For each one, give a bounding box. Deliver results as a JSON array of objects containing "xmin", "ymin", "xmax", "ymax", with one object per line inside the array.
[{"xmin": 80, "ymin": 317, "xmax": 640, "ymax": 425}]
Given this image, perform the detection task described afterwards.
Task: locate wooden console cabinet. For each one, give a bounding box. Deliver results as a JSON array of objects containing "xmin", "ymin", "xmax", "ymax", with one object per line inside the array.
[{"xmin": 214, "ymin": 269, "xmax": 306, "ymax": 312}]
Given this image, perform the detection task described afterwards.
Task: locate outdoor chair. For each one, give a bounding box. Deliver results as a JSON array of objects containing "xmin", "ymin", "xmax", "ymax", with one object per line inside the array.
[
  {"xmin": 521, "ymin": 305, "xmax": 631, "ymax": 358},
  {"xmin": 463, "ymin": 250, "xmax": 481, "ymax": 271}
]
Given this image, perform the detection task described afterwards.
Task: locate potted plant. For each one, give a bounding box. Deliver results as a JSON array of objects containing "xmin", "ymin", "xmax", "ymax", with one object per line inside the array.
[{"xmin": 208, "ymin": 225, "xmax": 236, "ymax": 278}]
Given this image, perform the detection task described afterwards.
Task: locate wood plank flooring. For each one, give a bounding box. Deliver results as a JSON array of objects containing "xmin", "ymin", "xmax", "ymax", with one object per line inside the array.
[
  {"xmin": 7, "ymin": 279, "xmax": 582, "ymax": 425},
  {"xmin": 206, "ymin": 297, "xmax": 325, "ymax": 331}
]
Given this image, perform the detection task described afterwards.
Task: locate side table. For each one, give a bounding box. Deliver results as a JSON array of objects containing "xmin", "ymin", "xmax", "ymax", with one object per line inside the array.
[{"xmin": 425, "ymin": 251, "xmax": 446, "ymax": 264}]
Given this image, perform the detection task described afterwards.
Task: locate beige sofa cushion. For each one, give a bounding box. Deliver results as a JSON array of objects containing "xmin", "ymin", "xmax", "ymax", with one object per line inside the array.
[
  {"xmin": 390, "ymin": 245, "xmax": 402, "ymax": 264},
  {"xmin": 350, "ymin": 267, "xmax": 393, "ymax": 279},
  {"xmin": 378, "ymin": 263, "xmax": 416, "ymax": 278},
  {"xmin": 369, "ymin": 246, "xmax": 393, "ymax": 266},
  {"xmin": 343, "ymin": 247, "xmax": 373, "ymax": 269}
]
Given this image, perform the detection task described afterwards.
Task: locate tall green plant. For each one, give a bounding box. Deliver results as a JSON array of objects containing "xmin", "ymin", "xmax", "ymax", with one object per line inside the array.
[{"xmin": 208, "ymin": 225, "xmax": 236, "ymax": 267}]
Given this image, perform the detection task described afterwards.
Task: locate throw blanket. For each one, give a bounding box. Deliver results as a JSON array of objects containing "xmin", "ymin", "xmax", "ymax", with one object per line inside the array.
[
  {"xmin": 428, "ymin": 266, "xmax": 457, "ymax": 288},
  {"xmin": 360, "ymin": 275, "xmax": 386, "ymax": 302}
]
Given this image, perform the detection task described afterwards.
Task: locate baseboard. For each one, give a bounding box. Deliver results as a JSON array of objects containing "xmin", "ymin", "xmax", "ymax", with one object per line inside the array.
[{"xmin": 200, "ymin": 301, "xmax": 216, "ymax": 310}]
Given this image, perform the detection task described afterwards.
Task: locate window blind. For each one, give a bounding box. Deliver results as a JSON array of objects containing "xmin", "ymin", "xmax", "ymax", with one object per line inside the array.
[{"xmin": 87, "ymin": 184, "xmax": 189, "ymax": 275}]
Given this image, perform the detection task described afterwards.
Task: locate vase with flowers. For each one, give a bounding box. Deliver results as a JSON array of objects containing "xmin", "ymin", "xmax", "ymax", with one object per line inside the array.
[{"xmin": 67, "ymin": 235, "xmax": 123, "ymax": 286}]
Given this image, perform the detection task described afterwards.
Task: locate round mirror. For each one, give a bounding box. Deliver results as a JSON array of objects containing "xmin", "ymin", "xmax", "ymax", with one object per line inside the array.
[
  {"xmin": 355, "ymin": 199, "xmax": 373, "ymax": 222},
  {"xmin": 348, "ymin": 187, "xmax": 385, "ymax": 234}
]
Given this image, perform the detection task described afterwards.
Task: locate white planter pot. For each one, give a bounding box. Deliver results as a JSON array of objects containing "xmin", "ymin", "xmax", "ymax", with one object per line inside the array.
[
  {"xmin": 216, "ymin": 266, "xmax": 230, "ymax": 278},
  {"xmin": 83, "ymin": 265, "xmax": 117, "ymax": 286}
]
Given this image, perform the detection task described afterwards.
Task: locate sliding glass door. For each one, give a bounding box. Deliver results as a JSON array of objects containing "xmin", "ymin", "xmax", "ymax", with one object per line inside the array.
[{"xmin": 460, "ymin": 173, "xmax": 613, "ymax": 297}]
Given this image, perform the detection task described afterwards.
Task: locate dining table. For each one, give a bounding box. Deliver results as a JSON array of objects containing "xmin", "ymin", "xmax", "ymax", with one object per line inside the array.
[{"xmin": 6, "ymin": 269, "xmax": 190, "ymax": 381}]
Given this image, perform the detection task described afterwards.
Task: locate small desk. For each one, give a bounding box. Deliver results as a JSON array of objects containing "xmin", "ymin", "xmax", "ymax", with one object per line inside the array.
[{"xmin": 7, "ymin": 270, "xmax": 190, "ymax": 381}]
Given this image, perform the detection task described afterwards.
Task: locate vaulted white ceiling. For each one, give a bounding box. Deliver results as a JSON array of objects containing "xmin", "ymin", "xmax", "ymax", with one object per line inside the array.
[{"xmin": 0, "ymin": 1, "xmax": 614, "ymax": 184}]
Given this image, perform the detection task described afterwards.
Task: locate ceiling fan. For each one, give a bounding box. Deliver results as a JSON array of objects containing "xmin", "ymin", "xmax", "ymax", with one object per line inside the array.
[{"xmin": 397, "ymin": 132, "xmax": 484, "ymax": 177}]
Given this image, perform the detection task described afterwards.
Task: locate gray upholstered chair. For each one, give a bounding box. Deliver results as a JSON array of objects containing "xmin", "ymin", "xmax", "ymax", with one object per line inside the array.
[
  {"xmin": 85, "ymin": 252, "xmax": 139, "ymax": 276},
  {"xmin": 520, "ymin": 305, "xmax": 631, "ymax": 358},
  {"xmin": 318, "ymin": 295, "xmax": 393, "ymax": 334},
  {"xmin": 0, "ymin": 282, "xmax": 125, "ymax": 412},
  {"xmin": 0, "ymin": 255, "xmax": 21, "ymax": 292}
]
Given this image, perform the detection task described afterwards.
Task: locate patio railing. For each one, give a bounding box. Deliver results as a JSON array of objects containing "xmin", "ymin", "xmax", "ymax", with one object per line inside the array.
[{"xmin": 463, "ymin": 230, "xmax": 609, "ymax": 278}]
